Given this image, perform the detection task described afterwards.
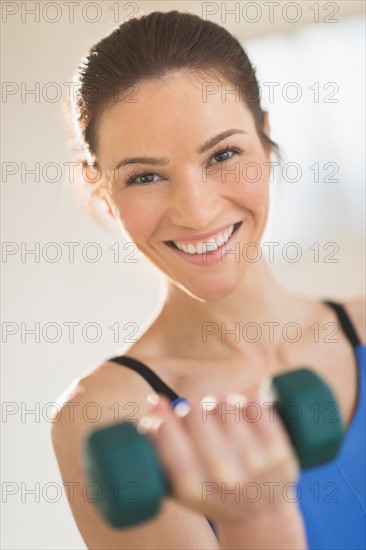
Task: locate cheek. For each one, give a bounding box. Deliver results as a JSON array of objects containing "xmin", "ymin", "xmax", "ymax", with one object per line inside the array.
[
  {"xmin": 112, "ymin": 194, "xmax": 162, "ymax": 243},
  {"xmin": 242, "ymin": 164, "xmax": 269, "ymax": 208},
  {"xmin": 227, "ymin": 155, "xmax": 270, "ymax": 211}
]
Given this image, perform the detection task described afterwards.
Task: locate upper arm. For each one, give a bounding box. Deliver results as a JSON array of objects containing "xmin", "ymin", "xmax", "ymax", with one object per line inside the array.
[
  {"xmin": 343, "ymin": 298, "xmax": 366, "ymax": 345},
  {"xmin": 50, "ymin": 363, "xmax": 219, "ymax": 550}
]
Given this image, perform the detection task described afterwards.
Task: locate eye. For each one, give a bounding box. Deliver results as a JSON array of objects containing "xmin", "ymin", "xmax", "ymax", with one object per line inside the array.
[
  {"xmin": 123, "ymin": 144, "xmax": 243, "ymax": 186},
  {"xmin": 125, "ymin": 172, "xmax": 160, "ymax": 186},
  {"xmin": 209, "ymin": 145, "xmax": 243, "ymax": 165}
]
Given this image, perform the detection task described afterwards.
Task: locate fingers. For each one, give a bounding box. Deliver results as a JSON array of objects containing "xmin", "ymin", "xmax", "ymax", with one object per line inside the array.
[
  {"xmin": 138, "ymin": 394, "xmax": 207, "ymax": 505},
  {"xmin": 138, "ymin": 390, "xmax": 300, "ymax": 517},
  {"xmin": 195, "ymin": 393, "xmax": 298, "ymax": 482},
  {"xmin": 223, "ymin": 392, "xmax": 300, "ymax": 481},
  {"xmin": 220, "ymin": 393, "xmax": 269, "ymax": 474},
  {"xmin": 179, "ymin": 394, "xmax": 244, "ymax": 486},
  {"xmin": 259, "ymin": 405, "xmax": 301, "ymax": 481}
]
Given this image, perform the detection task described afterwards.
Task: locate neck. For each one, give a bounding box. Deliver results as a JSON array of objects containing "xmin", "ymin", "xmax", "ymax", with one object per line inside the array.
[{"xmin": 155, "ymin": 258, "xmax": 313, "ymax": 361}]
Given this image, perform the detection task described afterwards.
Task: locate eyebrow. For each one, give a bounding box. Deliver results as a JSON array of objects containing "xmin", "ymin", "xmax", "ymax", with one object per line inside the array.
[{"xmin": 113, "ymin": 128, "xmax": 248, "ymax": 170}]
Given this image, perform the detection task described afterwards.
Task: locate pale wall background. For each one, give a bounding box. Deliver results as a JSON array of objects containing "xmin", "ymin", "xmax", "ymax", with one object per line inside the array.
[{"xmin": 1, "ymin": 1, "xmax": 365, "ymax": 548}]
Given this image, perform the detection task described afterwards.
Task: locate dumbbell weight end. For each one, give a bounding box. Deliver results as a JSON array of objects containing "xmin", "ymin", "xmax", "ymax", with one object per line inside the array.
[{"xmin": 84, "ymin": 422, "xmax": 171, "ymax": 528}]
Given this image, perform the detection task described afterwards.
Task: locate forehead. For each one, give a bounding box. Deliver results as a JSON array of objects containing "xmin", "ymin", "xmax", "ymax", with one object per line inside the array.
[{"xmin": 95, "ymin": 71, "xmax": 254, "ymax": 159}]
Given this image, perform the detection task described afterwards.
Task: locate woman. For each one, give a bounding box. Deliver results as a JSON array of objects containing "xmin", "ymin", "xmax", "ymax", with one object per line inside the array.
[{"xmin": 51, "ymin": 11, "xmax": 365, "ymax": 549}]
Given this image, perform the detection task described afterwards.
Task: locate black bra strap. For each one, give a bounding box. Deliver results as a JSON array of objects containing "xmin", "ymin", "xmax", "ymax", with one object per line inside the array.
[
  {"xmin": 323, "ymin": 300, "xmax": 361, "ymax": 348},
  {"xmin": 109, "ymin": 300, "xmax": 361, "ymax": 402},
  {"xmin": 108, "ymin": 355, "xmax": 180, "ymax": 402},
  {"xmin": 108, "ymin": 355, "xmax": 216, "ymax": 537}
]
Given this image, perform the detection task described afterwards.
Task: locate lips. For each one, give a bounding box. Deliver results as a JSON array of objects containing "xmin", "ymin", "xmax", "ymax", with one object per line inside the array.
[
  {"xmin": 165, "ymin": 221, "xmax": 242, "ymax": 249},
  {"xmin": 165, "ymin": 221, "xmax": 243, "ymax": 252},
  {"xmin": 164, "ymin": 219, "xmax": 244, "ymax": 266}
]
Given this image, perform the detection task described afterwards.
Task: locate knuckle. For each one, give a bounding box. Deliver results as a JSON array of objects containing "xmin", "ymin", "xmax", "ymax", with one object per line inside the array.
[
  {"xmin": 210, "ymin": 462, "xmax": 241, "ymax": 486},
  {"xmin": 268, "ymin": 445, "xmax": 291, "ymax": 467},
  {"xmin": 176, "ymin": 480, "xmax": 204, "ymax": 507},
  {"xmin": 246, "ymin": 452, "xmax": 270, "ymax": 477}
]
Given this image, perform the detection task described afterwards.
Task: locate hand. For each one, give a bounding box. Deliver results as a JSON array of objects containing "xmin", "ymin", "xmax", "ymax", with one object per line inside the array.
[{"xmin": 139, "ymin": 391, "xmax": 304, "ymax": 529}]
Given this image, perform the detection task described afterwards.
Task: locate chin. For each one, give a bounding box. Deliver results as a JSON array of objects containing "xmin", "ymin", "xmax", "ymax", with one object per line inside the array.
[{"xmin": 177, "ymin": 271, "xmax": 244, "ymax": 302}]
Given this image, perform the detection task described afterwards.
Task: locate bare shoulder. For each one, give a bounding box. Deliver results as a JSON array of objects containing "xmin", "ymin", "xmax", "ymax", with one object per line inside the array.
[
  {"xmin": 50, "ymin": 359, "xmax": 219, "ymax": 550},
  {"xmin": 342, "ymin": 297, "xmax": 366, "ymax": 345},
  {"xmin": 50, "ymin": 359, "xmax": 159, "ymax": 451}
]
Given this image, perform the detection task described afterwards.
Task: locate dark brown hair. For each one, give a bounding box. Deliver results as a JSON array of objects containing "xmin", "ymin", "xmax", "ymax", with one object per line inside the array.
[{"xmin": 69, "ymin": 10, "xmax": 279, "ymax": 226}]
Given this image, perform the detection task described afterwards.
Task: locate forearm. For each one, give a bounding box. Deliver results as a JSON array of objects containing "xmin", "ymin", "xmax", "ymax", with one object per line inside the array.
[{"xmin": 215, "ymin": 509, "xmax": 308, "ymax": 550}]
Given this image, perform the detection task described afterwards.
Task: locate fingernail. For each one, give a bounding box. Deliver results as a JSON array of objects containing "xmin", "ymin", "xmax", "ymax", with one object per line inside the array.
[
  {"xmin": 174, "ymin": 401, "xmax": 191, "ymax": 418},
  {"xmin": 226, "ymin": 393, "xmax": 247, "ymax": 407},
  {"xmin": 200, "ymin": 394, "xmax": 218, "ymax": 405},
  {"xmin": 137, "ymin": 414, "xmax": 163, "ymax": 434},
  {"xmin": 137, "ymin": 416, "xmax": 153, "ymax": 434},
  {"xmin": 257, "ymin": 377, "xmax": 277, "ymax": 404},
  {"xmin": 147, "ymin": 393, "xmax": 160, "ymax": 406}
]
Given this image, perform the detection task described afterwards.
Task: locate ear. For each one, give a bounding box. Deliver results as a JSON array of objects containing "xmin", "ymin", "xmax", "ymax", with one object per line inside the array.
[
  {"xmin": 100, "ymin": 190, "xmax": 118, "ymax": 221},
  {"xmin": 263, "ymin": 110, "xmax": 271, "ymax": 138},
  {"xmin": 83, "ymin": 161, "xmax": 118, "ymax": 221},
  {"xmin": 262, "ymin": 111, "xmax": 272, "ymax": 160}
]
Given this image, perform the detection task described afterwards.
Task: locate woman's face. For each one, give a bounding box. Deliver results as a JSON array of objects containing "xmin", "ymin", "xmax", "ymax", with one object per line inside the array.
[{"xmin": 96, "ymin": 71, "xmax": 271, "ymax": 300}]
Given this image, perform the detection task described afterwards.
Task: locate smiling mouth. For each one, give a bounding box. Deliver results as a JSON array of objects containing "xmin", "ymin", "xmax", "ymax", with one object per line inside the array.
[{"xmin": 165, "ymin": 221, "xmax": 242, "ymax": 252}]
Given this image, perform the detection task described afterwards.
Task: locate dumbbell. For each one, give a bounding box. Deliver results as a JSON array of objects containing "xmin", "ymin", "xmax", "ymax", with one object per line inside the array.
[{"xmin": 82, "ymin": 367, "xmax": 344, "ymax": 528}]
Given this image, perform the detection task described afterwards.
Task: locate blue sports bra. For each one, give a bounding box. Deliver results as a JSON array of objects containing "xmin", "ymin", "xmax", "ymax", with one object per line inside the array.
[{"xmin": 108, "ymin": 299, "xmax": 365, "ymax": 549}]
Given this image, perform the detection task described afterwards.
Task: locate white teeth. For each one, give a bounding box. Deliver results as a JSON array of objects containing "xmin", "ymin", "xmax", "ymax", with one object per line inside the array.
[{"xmin": 173, "ymin": 224, "xmax": 236, "ymax": 254}]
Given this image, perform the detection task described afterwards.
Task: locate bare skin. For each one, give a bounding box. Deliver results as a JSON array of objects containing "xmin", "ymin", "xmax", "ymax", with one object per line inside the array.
[
  {"xmin": 96, "ymin": 70, "xmax": 364, "ymax": 431},
  {"xmin": 52, "ymin": 70, "xmax": 365, "ymax": 549},
  {"xmin": 110, "ymin": 295, "xmax": 362, "ymax": 431}
]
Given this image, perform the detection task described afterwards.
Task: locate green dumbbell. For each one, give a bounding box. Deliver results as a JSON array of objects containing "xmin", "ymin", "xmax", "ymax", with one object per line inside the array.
[{"xmin": 82, "ymin": 367, "xmax": 344, "ymax": 528}]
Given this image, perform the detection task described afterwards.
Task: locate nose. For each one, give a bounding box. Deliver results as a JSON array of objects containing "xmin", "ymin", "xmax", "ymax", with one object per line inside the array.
[{"xmin": 166, "ymin": 167, "xmax": 221, "ymax": 229}]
